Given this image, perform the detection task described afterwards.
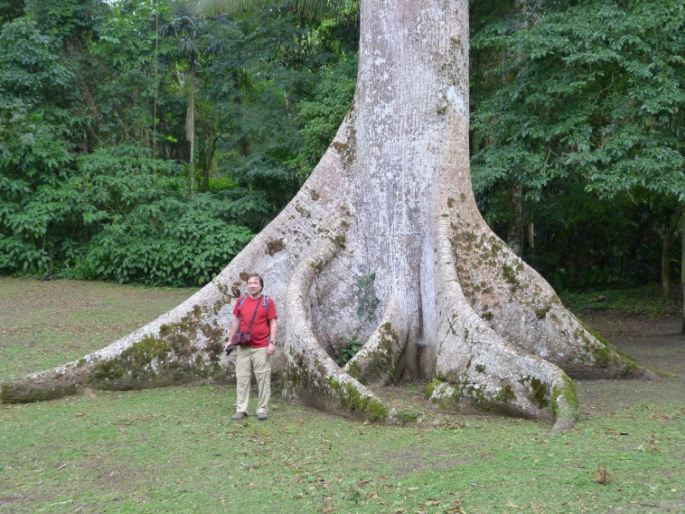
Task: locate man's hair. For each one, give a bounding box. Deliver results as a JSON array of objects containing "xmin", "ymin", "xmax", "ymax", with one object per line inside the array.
[{"xmin": 246, "ymin": 273, "xmax": 264, "ymax": 290}]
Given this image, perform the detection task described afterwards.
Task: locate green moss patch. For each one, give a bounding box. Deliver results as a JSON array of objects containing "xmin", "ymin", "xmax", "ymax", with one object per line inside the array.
[
  {"xmin": 354, "ymin": 324, "xmax": 399, "ymax": 385},
  {"xmin": 266, "ymin": 238, "xmax": 286, "ymax": 255},
  {"xmin": 326, "ymin": 377, "xmax": 389, "ymax": 422},
  {"xmin": 502, "ymin": 263, "xmax": 522, "ymax": 288},
  {"xmin": 551, "ymin": 374, "xmax": 578, "ymax": 422},
  {"xmin": 579, "ymin": 322, "xmax": 642, "ymax": 376},
  {"xmin": 1, "ymin": 380, "xmax": 78, "ymax": 404},
  {"xmin": 89, "ymin": 337, "xmax": 173, "ymax": 389},
  {"xmin": 495, "ymin": 384, "xmax": 515, "ymax": 403},
  {"xmin": 519, "ymin": 376, "xmax": 549, "ymax": 409},
  {"xmin": 535, "ymin": 305, "xmax": 552, "ymax": 319},
  {"xmin": 428, "ymin": 381, "xmax": 462, "ymax": 412}
]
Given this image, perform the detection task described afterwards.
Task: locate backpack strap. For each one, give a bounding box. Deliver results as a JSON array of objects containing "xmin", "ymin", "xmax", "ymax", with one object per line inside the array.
[{"xmin": 238, "ymin": 294, "xmax": 269, "ymax": 314}]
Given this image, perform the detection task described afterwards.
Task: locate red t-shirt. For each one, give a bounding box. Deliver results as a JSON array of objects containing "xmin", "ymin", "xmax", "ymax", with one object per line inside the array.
[{"xmin": 233, "ymin": 294, "xmax": 278, "ymax": 348}]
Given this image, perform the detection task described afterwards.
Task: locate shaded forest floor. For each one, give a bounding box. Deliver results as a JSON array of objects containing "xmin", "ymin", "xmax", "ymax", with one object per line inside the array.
[
  {"xmin": 0, "ymin": 277, "xmax": 683, "ymax": 513},
  {"xmin": 576, "ymin": 312, "xmax": 684, "ymax": 416}
]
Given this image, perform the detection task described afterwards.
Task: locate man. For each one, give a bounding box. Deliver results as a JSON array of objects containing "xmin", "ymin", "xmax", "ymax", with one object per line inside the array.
[{"xmin": 224, "ymin": 273, "xmax": 278, "ymax": 421}]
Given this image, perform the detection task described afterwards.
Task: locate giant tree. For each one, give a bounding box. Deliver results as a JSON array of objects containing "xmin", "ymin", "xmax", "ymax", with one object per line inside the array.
[{"xmin": 2, "ymin": 0, "xmax": 644, "ymax": 431}]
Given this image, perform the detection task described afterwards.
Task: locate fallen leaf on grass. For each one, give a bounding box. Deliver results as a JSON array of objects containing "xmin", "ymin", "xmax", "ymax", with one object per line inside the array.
[
  {"xmin": 445, "ymin": 499, "xmax": 465, "ymax": 513},
  {"xmin": 594, "ymin": 466, "xmax": 613, "ymax": 485}
]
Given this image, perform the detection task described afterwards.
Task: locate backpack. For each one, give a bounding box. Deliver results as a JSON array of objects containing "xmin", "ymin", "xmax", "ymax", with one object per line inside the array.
[{"xmin": 238, "ymin": 293, "xmax": 270, "ymax": 313}]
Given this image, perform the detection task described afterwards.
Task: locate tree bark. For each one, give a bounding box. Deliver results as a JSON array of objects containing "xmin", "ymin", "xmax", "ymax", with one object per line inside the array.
[
  {"xmin": 681, "ymin": 211, "xmax": 685, "ymax": 333},
  {"xmin": 186, "ymin": 70, "xmax": 196, "ymax": 194},
  {"xmin": 662, "ymin": 222, "xmax": 675, "ymax": 299},
  {"xmin": 661, "ymin": 207, "xmax": 684, "ymax": 300},
  {"xmin": 1, "ymin": 0, "xmax": 645, "ymax": 431}
]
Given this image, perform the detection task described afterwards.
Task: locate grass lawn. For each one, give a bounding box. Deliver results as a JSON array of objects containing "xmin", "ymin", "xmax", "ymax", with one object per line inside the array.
[{"xmin": 1, "ymin": 277, "xmax": 684, "ymax": 513}]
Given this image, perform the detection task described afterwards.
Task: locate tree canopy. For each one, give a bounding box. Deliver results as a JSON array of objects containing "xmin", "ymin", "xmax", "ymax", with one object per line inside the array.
[{"xmin": 0, "ymin": 0, "xmax": 683, "ymax": 292}]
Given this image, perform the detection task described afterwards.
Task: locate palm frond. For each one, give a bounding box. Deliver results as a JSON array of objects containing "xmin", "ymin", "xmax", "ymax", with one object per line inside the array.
[{"xmin": 194, "ymin": 0, "xmax": 352, "ymax": 20}]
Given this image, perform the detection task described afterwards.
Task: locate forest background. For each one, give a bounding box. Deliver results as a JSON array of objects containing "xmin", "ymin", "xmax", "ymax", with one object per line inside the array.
[{"xmin": 1, "ymin": 0, "xmax": 683, "ymax": 302}]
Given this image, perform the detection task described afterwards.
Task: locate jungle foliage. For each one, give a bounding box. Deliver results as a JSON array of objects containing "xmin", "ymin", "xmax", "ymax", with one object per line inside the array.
[
  {"xmin": 470, "ymin": 0, "xmax": 685, "ymax": 291},
  {"xmin": 0, "ymin": 0, "xmax": 358, "ymax": 285},
  {"xmin": 0, "ymin": 0, "xmax": 683, "ymax": 291}
]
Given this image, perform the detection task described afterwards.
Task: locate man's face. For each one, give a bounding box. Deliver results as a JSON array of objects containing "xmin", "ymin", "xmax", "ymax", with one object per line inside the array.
[{"xmin": 246, "ymin": 276, "xmax": 262, "ymax": 296}]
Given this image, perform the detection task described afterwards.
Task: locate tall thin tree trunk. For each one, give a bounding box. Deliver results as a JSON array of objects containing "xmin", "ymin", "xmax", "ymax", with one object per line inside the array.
[
  {"xmin": 186, "ymin": 70, "xmax": 196, "ymax": 194},
  {"xmin": 505, "ymin": 0, "xmax": 539, "ymax": 258},
  {"xmin": 681, "ymin": 211, "xmax": 685, "ymax": 333},
  {"xmin": 662, "ymin": 225, "xmax": 675, "ymax": 299},
  {"xmin": 528, "ymin": 222, "xmax": 535, "ymax": 250},
  {"xmin": 152, "ymin": 0, "xmax": 160, "ymax": 158},
  {"xmin": 202, "ymin": 139, "xmax": 216, "ymax": 193},
  {"xmin": 507, "ymin": 183, "xmax": 525, "ymax": 256},
  {"xmin": 662, "ymin": 208, "xmax": 683, "ymax": 299}
]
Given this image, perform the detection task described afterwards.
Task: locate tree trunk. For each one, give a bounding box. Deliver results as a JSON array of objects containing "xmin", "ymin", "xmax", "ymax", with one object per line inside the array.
[
  {"xmin": 199, "ymin": 136, "xmax": 217, "ymax": 193},
  {"xmin": 504, "ymin": 0, "xmax": 539, "ymax": 258},
  {"xmin": 681, "ymin": 212, "xmax": 685, "ymax": 333},
  {"xmin": 662, "ymin": 222, "xmax": 675, "ymax": 299},
  {"xmin": 186, "ymin": 68, "xmax": 196, "ymax": 194},
  {"xmin": 528, "ymin": 222, "xmax": 535, "ymax": 250},
  {"xmin": 507, "ymin": 183, "xmax": 525, "ymax": 257},
  {"xmin": 662, "ymin": 207, "xmax": 684, "ymax": 300},
  {"xmin": 152, "ymin": 0, "xmax": 160, "ymax": 158},
  {"xmin": 1, "ymin": 0, "xmax": 644, "ymax": 431}
]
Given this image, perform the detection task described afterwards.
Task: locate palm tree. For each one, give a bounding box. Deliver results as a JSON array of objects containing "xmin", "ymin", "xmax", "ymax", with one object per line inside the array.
[{"xmin": 164, "ymin": 10, "xmax": 206, "ymax": 193}]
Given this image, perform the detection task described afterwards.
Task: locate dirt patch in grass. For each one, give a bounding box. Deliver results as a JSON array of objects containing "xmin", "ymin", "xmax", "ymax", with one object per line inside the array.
[
  {"xmin": 581, "ymin": 312, "xmax": 684, "ymax": 375},
  {"xmin": 576, "ymin": 313, "xmax": 685, "ymax": 418},
  {"xmin": 388, "ymin": 448, "xmax": 471, "ymax": 476},
  {"xmin": 608, "ymin": 494, "xmax": 685, "ymax": 513},
  {"xmin": 0, "ymin": 494, "xmax": 23, "ymax": 506}
]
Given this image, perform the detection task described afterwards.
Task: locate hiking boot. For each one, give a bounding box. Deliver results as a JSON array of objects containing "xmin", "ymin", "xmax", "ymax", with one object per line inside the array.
[
  {"xmin": 257, "ymin": 412, "xmax": 268, "ymax": 421},
  {"xmin": 230, "ymin": 412, "xmax": 247, "ymax": 421}
]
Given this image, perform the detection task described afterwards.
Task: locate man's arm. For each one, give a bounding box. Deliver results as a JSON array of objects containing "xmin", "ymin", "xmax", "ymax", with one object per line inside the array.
[
  {"xmin": 224, "ymin": 315, "xmax": 240, "ymax": 350},
  {"xmin": 267, "ymin": 318, "xmax": 279, "ymax": 355}
]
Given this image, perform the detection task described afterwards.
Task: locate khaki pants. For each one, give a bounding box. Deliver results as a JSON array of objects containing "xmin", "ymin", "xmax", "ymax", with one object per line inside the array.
[{"xmin": 235, "ymin": 346, "xmax": 271, "ymax": 415}]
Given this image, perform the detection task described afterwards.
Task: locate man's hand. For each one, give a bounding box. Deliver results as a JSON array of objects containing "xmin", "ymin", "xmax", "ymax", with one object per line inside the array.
[{"xmin": 267, "ymin": 342, "xmax": 276, "ymax": 356}]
